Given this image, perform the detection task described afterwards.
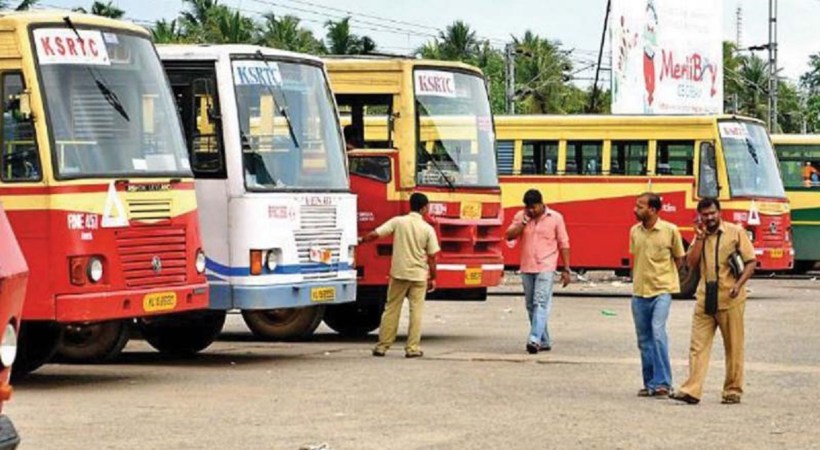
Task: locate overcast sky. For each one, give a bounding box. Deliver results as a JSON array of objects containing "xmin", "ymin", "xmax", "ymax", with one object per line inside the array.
[{"xmin": 37, "ymin": 0, "xmax": 820, "ymax": 84}]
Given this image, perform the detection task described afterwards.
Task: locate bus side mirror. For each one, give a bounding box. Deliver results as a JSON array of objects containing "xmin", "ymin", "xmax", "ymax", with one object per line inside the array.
[
  {"xmin": 18, "ymin": 89, "xmax": 32, "ymax": 120},
  {"xmin": 698, "ymin": 141, "xmax": 720, "ymax": 198}
]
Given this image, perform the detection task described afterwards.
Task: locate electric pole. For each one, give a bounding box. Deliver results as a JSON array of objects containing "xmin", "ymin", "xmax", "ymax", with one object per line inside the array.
[
  {"xmin": 768, "ymin": 0, "xmax": 778, "ymax": 132},
  {"xmin": 505, "ymin": 43, "xmax": 516, "ymax": 114}
]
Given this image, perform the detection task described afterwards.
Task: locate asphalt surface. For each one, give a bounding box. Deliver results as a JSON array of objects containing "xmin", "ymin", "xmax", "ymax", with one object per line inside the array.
[{"xmin": 9, "ymin": 274, "xmax": 820, "ymax": 449}]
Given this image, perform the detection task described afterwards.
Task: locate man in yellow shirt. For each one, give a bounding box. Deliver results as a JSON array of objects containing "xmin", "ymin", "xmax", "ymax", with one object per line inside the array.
[
  {"xmin": 359, "ymin": 193, "xmax": 440, "ymax": 358},
  {"xmin": 630, "ymin": 193, "xmax": 685, "ymax": 398},
  {"xmin": 671, "ymin": 197, "xmax": 756, "ymax": 405}
]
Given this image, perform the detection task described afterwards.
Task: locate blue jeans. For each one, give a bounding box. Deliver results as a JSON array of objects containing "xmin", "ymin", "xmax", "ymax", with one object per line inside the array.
[
  {"xmin": 631, "ymin": 293, "xmax": 673, "ymax": 391},
  {"xmin": 521, "ymin": 272, "xmax": 555, "ymax": 347}
]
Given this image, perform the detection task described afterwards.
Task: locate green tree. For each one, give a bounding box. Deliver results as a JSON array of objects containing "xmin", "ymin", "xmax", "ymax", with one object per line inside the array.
[
  {"xmin": 800, "ymin": 52, "xmax": 820, "ymax": 132},
  {"xmin": 258, "ymin": 14, "xmax": 323, "ymax": 54},
  {"xmin": 0, "ymin": 0, "xmax": 39, "ymax": 10},
  {"xmin": 324, "ymin": 17, "xmax": 375, "ymax": 55},
  {"xmin": 436, "ymin": 20, "xmax": 479, "ymax": 61},
  {"xmin": 73, "ymin": 1, "xmax": 125, "ymax": 19},
  {"xmin": 152, "ymin": 19, "xmax": 183, "ymax": 44},
  {"xmin": 511, "ymin": 31, "xmax": 576, "ymax": 114}
]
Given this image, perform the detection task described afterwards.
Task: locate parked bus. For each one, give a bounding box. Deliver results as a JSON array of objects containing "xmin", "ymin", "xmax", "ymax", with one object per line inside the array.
[
  {"xmin": 770, "ymin": 134, "xmax": 820, "ymax": 272},
  {"xmin": 159, "ymin": 45, "xmax": 357, "ymax": 340},
  {"xmin": 0, "ymin": 204, "xmax": 29, "ymax": 447},
  {"xmin": 324, "ymin": 57, "xmax": 504, "ymax": 335},
  {"xmin": 0, "ymin": 12, "xmax": 210, "ymax": 372},
  {"xmin": 495, "ymin": 115, "xmax": 793, "ymax": 297}
]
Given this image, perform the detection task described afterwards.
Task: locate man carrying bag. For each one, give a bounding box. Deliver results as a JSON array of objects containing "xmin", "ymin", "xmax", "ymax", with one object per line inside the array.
[{"xmin": 671, "ymin": 198, "xmax": 756, "ymax": 405}]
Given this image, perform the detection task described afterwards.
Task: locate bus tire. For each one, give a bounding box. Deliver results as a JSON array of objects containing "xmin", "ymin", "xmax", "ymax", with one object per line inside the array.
[
  {"xmin": 13, "ymin": 321, "xmax": 62, "ymax": 378},
  {"xmin": 323, "ymin": 303, "xmax": 383, "ymax": 337},
  {"xmin": 55, "ymin": 320, "xmax": 130, "ymax": 364},
  {"xmin": 139, "ymin": 311, "xmax": 226, "ymax": 355},
  {"xmin": 241, "ymin": 306, "xmax": 325, "ymax": 341},
  {"xmin": 674, "ymin": 265, "xmax": 700, "ymax": 300},
  {"xmin": 792, "ymin": 260, "xmax": 816, "ymax": 274}
]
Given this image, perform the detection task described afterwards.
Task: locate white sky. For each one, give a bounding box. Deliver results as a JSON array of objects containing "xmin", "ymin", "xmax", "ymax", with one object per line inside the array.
[{"xmin": 36, "ymin": 0, "xmax": 820, "ymax": 84}]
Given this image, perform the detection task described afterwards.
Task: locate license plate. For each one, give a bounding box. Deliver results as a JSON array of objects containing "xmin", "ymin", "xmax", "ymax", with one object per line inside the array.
[
  {"xmin": 460, "ymin": 201, "xmax": 482, "ymax": 220},
  {"xmin": 143, "ymin": 292, "xmax": 177, "ymax": 312},
  {"xmin": 465, "ymin": 268, "xmax": 483, "ymax": 286},
  {"xmin": 770, "ymin": 248, "xmax": 784, "ymax": 259},
  {"xmin": 311, "ymin": 286, "xmax": 336, "ymax": 302},
  {"xmin": 309, "ymin": 247, "xmax": 333, "ymax": 264}
]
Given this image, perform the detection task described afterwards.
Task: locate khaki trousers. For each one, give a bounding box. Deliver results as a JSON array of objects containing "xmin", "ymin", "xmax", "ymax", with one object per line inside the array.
[
  {"xmin": 375, "ymin": 277, "xmax": 427, "ymax": 354},
  {"xmin": 679, "ymin": 302, "xmax": 745, "ymax": 400}
]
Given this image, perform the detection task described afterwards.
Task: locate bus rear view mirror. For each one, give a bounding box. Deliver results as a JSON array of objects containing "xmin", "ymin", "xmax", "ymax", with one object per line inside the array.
[
  {"xmin": 698, "ymin": 141, "xmax": 719, "ymax": 198},
  {"xmin": 18, "ymin": 89, "xmax": 32, "ymax": 120}
]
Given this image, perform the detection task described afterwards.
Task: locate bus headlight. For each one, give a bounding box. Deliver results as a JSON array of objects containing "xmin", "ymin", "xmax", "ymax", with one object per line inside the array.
[
  {"xmin": 266, "ymin": 250, "xmax": 280, "ymax": 272},
  {"xmin": 1, "ymin": 323, "xmax": 17, "ymax": 368},
  {"xmin": 195, "ymin": 249, "xmax": 207, "ymax": 273},
  {"xmin": 87, "ymin": 257, "xmax": 104, "ymax": 283}
]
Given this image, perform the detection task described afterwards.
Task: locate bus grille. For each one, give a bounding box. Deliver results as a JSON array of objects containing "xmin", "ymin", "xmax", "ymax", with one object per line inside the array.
[
  {"xmin": 127, "ymin": 199, "xmax": 172, "ymax": 222},
  {"xmin": 295, "ymin": 205, "xmax": 341, "ymax": 280},
  {"xmin": 116, "ymin": 226, "xmax": 188, "ymax": 288}
]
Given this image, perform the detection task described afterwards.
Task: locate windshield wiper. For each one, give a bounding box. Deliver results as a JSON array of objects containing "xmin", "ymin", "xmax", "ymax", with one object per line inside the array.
[
  {"xmin": 744, "ymin": 137, "xmax": 760, "ymax": 164},
  {"xmin": 63, "ymin": 16, "xmax": 130, "ymax": 122},
  {"xmin": 423, "ymin": 150, "xmax": 456, "ymax": 191},
  {"xmin": 254, "ymin": 50, "xmax": 299, "ymax": 149}
]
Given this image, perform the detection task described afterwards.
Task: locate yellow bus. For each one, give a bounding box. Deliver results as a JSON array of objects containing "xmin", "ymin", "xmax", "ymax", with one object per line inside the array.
[
  {"xmin": 770, "ymin": 134, "xmax": 820, "ymax": 272},
  {"xmin": 495, "ymin": 114, "xmax": 793, "ymax": 297}
]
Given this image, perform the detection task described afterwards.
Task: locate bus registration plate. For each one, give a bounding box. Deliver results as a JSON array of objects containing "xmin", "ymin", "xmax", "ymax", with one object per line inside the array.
[
  {"xmin": 460, "ymin": 202, "xmax": 482, "ymax": 220},
  {"xmin": 465, "ymin": 268, "xmax": 483, "ymax": 285},
  {"xmin": 143, "ymin": 292, "xmax": 177, "ymax": 312},
  {"xmin": 770, "ymin": 248, "xmax": 783, "ymax": 259},
  {"xmin": 311, "ymin": 287, "xmax": 336, "ymax": 302},
  {"xmin": 310, "ymin": 247, "xmax": 333, "ymax": 264}
]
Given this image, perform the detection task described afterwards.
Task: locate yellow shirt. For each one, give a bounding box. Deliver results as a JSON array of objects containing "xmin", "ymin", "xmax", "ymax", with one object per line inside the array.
[
  {"xmin": 630, "ymin": 219, "xmax": 686, "ymax": 297},
  {"xmin": 695, "ymin": 221, "xmax": 756, "ymax": 310},
  {"xmin": 376, "ymin": 212, "xmax": 440, "ymax": 282}
]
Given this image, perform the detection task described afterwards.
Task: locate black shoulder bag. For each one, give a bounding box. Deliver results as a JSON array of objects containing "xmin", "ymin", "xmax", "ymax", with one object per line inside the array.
[{"xmin": 704, "ymin": 233, "xmax": 720, "ymax": 315}]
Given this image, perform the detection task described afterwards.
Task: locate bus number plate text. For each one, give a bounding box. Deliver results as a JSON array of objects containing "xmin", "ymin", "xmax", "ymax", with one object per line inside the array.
[
  {"xmin": 143, "ymin": 292, "xmax": 178, "ymax": 313},
  {"xmin": 769, "ymin": 248, "xmax": 783, "ymax": 259},
  {"xmin": 465, "ymin": 268, "xmax": 483, "ymax": 286},
  {"xmin": 311, "ymin": 287, "xmax": 336, "ymax": 302},
  {"xmin": 460, "ymin": 202, "xmax": 482, "ymax": 220}
]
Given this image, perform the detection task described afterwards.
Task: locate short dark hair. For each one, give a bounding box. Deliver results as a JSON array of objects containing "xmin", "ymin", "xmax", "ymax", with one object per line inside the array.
[
  {"xmin": 523, "ymin": 189, "xmax": 543, "ymax": 207},
  {"xmin": 410, "ymin": 192, "xmax": 429, "ymax": 212},
  {"xmin": 640, "ymin": 192, "xmax": 662, "ymax": 211},
  {"xmin": 697, "ymin": 197, "xmax": 721, "ymax": 212}
]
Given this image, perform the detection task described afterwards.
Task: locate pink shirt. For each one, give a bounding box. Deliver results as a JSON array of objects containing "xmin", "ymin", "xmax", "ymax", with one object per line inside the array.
[{"xmin": 511, "ymin": 208, "xmax": 570, "ymax": 273}]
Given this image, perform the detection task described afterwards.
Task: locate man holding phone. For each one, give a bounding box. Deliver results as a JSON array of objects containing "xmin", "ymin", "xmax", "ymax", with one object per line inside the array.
[
  {"xmin": 671, "ymin": 198, "xmax": 756, "ymax": 405},
  {"xmin": 505, "ymin": 189, "xmax": 571, "ymax": 354}
]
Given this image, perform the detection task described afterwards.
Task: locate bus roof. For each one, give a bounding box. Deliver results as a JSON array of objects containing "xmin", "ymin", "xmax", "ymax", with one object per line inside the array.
[
  {"xmin": 770, "ymin": 134, "xmax": 820, "ymax": 145},
  {"xmin": 495, "ymin": 114, "xmax": 765, "ymax": 128},
  {"xmin": 157, "ymin": 44, "xmax": 324, "ymax": 65},
  {"xmin": 0, "ymin": 10, "xmax": 149, "ymax": 37},
  {"xmin": 323, "ymin": 56, "xmax": 483, "ymax": 76}
]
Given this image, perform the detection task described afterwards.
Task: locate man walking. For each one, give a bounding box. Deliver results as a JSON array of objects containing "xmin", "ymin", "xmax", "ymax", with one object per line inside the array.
[
  {"xmin": 505, "ymin": 189, "xmax": 571, "ymax": 354},
  {"xmin": 359, "ymin": 193, "xmax": 439, "ymax": 358},
  {"xmin": 630, "ymin": 193, "xmax": 685, "ymax": 398},
  {"xmin": 671, "ymin": 198, "xmax": 756, "ymax": 405}
]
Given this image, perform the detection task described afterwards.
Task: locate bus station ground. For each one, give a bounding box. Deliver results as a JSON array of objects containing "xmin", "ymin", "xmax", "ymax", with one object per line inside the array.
[{"xmin": 10, "ymin": 272, "xmax": 820, "ymax": 449}]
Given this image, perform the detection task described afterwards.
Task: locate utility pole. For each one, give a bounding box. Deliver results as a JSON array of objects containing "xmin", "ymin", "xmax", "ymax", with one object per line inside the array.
[
  {"xmin": 589, "ymin": 0, "xmax": 612, "ymax": 113},
  {"xmin": 505, "ymin": 43, "xmax": 516, "ymax": 114},
  {"xmin": 768, "ymin": 0, "xmax": 778, "ymax": 132},
  {"xmin": 735, "ymin": 5, "xmax": 743, "ymax": 48}
]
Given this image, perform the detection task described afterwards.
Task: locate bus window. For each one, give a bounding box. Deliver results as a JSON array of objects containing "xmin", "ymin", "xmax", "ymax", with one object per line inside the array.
[
  {"xmin": 776, "ymin": 144, "xmax": 820, "ymax": 188},
  {"xmin": 657, "ymin": 140, "xmax": 694, "ymax": 175},
  {"xmin": 336, "ymin": 94, "xmax": 393, "ymax": 149},
  {"xmin": 611, "ymin": 141, "xmax": 647, "ymax": 175},
  {"xmin": 350, "ymin": 155, "xmax": 391, "ymax": 183},
  {"xmin": 1, "ymin": 72, "xmax": 40, "ymax": 182},
  {"xmin": 566, "ymin": 141, "xmax": 602, "ymax": 175},
  {"xmin": 522, "ymin": 140, "xmax": 558, "ymax": 175},
  {"xmin": 496, "ymin": 140, "xmax": 514, "ymax": 175},
  {"xmin": 698, "ymin": 141, "xmax": 719, "ymax": 197}
]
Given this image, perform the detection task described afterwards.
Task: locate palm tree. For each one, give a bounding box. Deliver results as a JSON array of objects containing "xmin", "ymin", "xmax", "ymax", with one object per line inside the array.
[
  {"xmin": 212, "ymin": 8, "xmax": 256, "ymax": 44},
  {"xmin": 436, "ymin": 20, "xmax": 479, "ymax": 61},
  {"xmin": 181, "ymin": 0, "xmax": 219, "ymax": 29},
  {"xmin": 0, "ymin": 0, "xmax": 39, "ymax": 10},
  {"xmin": 258, "ymin": 13, "xmax": 323, "ymax": 54},
  {"xmin": 324, "ymin": 17, "xmax": 375, "ymax": 55},
  {"xmin": 736, "ymin": 55, "xmax": 769, "ymax": 120},
  {"xmin": 512, "ymin": 31, "xmax": 574, "ymax": 113},
  {"xmin": 152, "ymin": 19, "xmax": 182, "ymax": 44},
  {"xmin": 74, "ymin": 1, "xmax": 125, "ymax": 19}
]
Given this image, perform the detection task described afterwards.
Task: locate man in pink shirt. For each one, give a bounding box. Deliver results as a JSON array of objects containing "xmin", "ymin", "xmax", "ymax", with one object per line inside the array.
[{"xmin": 505, "ymin": 189, "xmax": 572, "ymax": 354}]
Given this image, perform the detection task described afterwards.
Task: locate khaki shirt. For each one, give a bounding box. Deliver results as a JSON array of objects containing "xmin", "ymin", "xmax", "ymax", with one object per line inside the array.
[
  {"xmin": 630, "ymin": 219, "xmax": 686, "ymax": 297},
  {"xmin": 376, "ymin": 212, "xmax": 440, "ymax": 282},
  {"xmin": 695, "ymin": 221, "xmax": 756, "ymax": 310}
]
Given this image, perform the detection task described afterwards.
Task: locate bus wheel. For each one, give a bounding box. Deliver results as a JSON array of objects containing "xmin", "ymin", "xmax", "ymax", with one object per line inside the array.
[
  {"xmin": 139, "ymin": 311, "xmax": 226, "ymax": 355},
  {"xmin": 792, "ymin": 260, "xmax": 816, "ymax": 274},
  {"xmin": 674, "ymin": 265, "xmax": 700, "ymax": 300},
  {"xmin": 13, "ymin": 322, "xmax": 62, "ymax": 378},
  {"xmin": 241, "ymin": 306, "xmax": 325, "ymax": 341},
  {"xmin": 55, "ymin": 320, "xmax": 130, "ymax": 364},
  {"xmin": 323, "ymin": 303, "xmax": 383, "ymax": 337}
]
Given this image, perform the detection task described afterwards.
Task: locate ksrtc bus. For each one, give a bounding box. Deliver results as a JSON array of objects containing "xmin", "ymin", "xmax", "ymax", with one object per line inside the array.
[
  {"xmin": 159, "ymin": 45, "xmax": 357, "ymax": 340},
  {"xmin": 324, "ymin": 57, "xmax": 504, "ymax": 335},
  {"xmin": 495, "ymin": 114, "xmax": 793, "ymax": 297}
]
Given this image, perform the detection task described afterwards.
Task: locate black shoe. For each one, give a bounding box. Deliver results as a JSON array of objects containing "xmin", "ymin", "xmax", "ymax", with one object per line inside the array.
[
  {"xmin": 526, "ymin": 342, "xmax": 539, "ymax": 354},
  {"xmin": 669, "ymin": 392, "xmax": 700, "ymax": 404},
  {"xmin": 372, "ymin": 349, "xmax": 386, "ymax": 357},
  {"xmin": 405, "ymin": 351, "xmax": 423, "ymax": 358},
  {"xmin": 540, "ymin": 345, "xmax": 551, "ymax": 352}
]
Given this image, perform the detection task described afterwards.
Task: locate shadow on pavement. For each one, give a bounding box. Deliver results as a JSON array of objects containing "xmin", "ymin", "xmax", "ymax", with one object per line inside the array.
[{"xmin": 13, "ymin": 371, "xmax": 134, "ymax": 390}]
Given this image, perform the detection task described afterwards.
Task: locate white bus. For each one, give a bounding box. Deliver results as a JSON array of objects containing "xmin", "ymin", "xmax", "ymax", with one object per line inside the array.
[{"xmin": 159, "ymin": 45, "xmax": 357, "ymax": 339}]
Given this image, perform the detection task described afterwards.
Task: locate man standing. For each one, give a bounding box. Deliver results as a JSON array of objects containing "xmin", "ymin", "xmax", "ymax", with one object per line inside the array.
[
  {"xmin": 630, "ymin": 193, "xmax": 685, "ymax": 398},
  {"xmin": 359, "ymin": 193, "xmax": 440, "ymax": 358},
  {"xmin": 505, "ymin": 189, "xmax": 571, "ymax": 354},
  {"xmin": 671, "ymin": 198, "xmax": 756, "ymax": 405}
]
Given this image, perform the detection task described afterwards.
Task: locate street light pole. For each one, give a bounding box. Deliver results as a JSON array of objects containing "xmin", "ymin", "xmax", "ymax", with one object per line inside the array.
[
  {"xmin": 505, "ymin": 43, "xmax": 516, "ymax": 114},
  {"xmin": 768, "ymin": 0, "xmax": 778, "ymax": 132}
]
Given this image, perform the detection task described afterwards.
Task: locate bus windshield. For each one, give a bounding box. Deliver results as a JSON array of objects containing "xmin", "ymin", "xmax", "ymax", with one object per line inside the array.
[
  {"xmin": 232, "ymin": 58, "xmax": 347, "ymax": 191},
  {"xmin": 719, "ymin": 120, "xmax": 786, "ymax": 198},
  {"xmin": 414, "ymin": 69, "xmax": 497, "ymax": 188},
  {"xmin": 35, "ymin": 28, "xmax": 190, "ymax": 178}
]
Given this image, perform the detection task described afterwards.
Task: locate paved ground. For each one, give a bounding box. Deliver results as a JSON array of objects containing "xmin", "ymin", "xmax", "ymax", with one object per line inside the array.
[{"xmin": 9, "ymin": 274, "xmax": 820, "ymax": 449}]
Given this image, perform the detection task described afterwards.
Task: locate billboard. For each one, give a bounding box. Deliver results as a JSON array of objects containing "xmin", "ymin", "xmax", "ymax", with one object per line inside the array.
[{"xmin": 611, "ymin": 0, "xmax": 723, "ymax": 114}]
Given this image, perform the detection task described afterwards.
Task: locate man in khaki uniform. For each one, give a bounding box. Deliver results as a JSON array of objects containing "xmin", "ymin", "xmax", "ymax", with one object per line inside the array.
[
  {"xmin": 358, "ymin": 193, "xmax": 440, "ymax": 358},
  {"xmin": 671, "ymin": 198, "xmax": 756, "ymax": 405},
  {"xmin": 630, "ymin": 193, "xmax": 685, "ymax": 397}
]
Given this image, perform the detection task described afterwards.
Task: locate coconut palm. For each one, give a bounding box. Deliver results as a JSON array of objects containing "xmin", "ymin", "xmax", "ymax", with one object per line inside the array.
[
  {"xmin": 436, "ymin": 20, "xmax": 479, "ymax": 61},
  {"xmin": 324, "ymin": 17, "xmax": 375, "ymax": 55},
  {"xmin": 0, "ymin": 0, "xmax": 38, "ymax": 10},
  {"xmin": 73, "ymin": 1, "xmax": 125, "ymax": 19},
  {"xmin": 152, "ymin": 19, "xmax": 183, "ymax": 44},
  {"xmin": 258, "ymin": 13, "xmax": 323, "ymax": 54}
]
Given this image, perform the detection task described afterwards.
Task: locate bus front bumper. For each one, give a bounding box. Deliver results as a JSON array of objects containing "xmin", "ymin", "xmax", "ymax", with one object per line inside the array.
[
  {"xmin": 209, "ymin": 279, "xmax": 357, "ymax": 310},
  {"xmin": 0, "ymin": 415, "xmax": 19, "ymax": 450},
  {"xmin": 754, "ymin": 247, "xmax": 795, "ymax": 271},
  {"xmin": 434, "ymin": 264, "xmax": 505, "ymax": 289}
]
